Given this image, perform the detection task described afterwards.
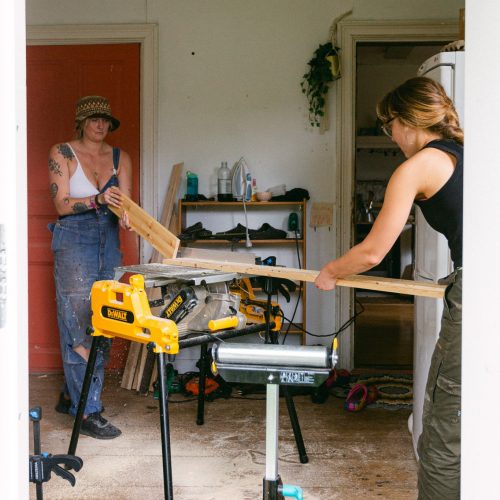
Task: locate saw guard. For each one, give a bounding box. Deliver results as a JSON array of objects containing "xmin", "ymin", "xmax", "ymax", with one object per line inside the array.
[
  {"xmin": 90, "ymin": 274, "xmax": 179, "ymax": 354},
  {"xmin": 231, "ymin": 278, "xmax": 283, "ymax": 331}
]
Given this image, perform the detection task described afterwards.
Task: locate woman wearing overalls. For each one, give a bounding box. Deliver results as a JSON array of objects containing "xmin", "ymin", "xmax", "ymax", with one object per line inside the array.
[
  {"xmin": 48, "ymin": 96, "xmax": 132, "ymax": 439},
  {"xmin": 315, "ymin": 77, "xmax": 463, "ymax": 499}
]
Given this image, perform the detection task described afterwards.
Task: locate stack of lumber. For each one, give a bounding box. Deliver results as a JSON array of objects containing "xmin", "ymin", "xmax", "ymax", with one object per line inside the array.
[{"xmin": 115, "ymin": 162, "xmax": 183, "ymax": 394}]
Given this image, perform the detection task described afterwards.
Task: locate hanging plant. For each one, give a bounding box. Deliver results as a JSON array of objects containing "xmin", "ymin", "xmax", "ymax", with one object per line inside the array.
[{"xmin": 301, "ymin": 42, "xmax": 340, "ymax": 127}]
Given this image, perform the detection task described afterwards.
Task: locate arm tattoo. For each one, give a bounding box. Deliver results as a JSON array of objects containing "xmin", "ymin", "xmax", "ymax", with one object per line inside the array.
[
  {"xmin": 50, "ymin": 183, "xmax": 58, "ymax": 199},
  {"xmin": 58, "ymin": 143, "xmax": 74, "ymax": 160},
  {"xmin": 49, "ymin": 158, "xmax": 63, "ymax": 176},
  {"xmin": 72, "ymin": 202, "xmax": 88, "ymax": 214}
]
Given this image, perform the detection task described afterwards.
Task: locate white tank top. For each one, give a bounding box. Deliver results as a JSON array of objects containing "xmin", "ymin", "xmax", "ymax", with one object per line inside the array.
[{"xmin": 67, "ymin": 143, "xmax": 100, "ymax": 198}]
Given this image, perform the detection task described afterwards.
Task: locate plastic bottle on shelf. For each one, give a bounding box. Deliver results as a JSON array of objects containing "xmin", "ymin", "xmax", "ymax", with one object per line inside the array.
[
  {"xmin": 186, "ymin": 171, "xmax": 198, "ymax": 201},
  {"xmin": 217, "ymin": 161, "xmax": 232, "ymax": 202},
  {"xmin": 245, "ymin": 172, "xmax": 252, "ymax": 201},
  {"xmin": 251, "ymin": 178, "xmax": 257, "ymax": 202}
]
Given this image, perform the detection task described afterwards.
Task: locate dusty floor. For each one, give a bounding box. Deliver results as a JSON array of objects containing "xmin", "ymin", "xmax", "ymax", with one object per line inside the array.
[{"xmin": 29, "ymin": 373, "xmax": 417, "ymax": 499}]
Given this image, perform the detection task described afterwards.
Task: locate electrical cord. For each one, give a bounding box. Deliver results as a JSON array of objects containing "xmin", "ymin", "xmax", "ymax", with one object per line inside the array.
[
  {"xmin": 280, "ymin": 297, "xmax": 365, "ymax": 339},
  {"xmin": 281, "ymin": 229, "xmax": 302, "ymax": 345}
]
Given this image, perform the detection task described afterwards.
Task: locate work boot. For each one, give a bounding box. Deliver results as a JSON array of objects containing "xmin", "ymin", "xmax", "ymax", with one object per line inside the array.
[
  {"xmin": 80, "ymin": 412, "xmax": 121, "ymax": 440},
  {"xmin": 55, "ymin": 392, "xmax": 105, "ymax": 415},
  {"xmin": 55, "ymin": 392, "xmax": 71, "ymax": 414}
]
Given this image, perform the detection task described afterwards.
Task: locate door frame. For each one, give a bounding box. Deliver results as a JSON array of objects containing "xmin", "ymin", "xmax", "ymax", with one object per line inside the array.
[
  {"xmin": 334, "ymin": 20, "xmax": 459, "ymax": 369},
  {"xmin": 27, "ymin": 23, "xmax": 158, "ymax": 262}
]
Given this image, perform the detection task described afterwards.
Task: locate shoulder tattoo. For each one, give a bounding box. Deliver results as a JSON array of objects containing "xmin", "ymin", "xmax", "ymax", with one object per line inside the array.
[
  {"xmin": 49, "ymin": 158, "xmax": 63, "ymax": 176},
  {"xmin": 58, "ymin": 143, "xmax": 74, "ymax": 160},
  {"xmin": 50, "ymin": 183, "xmax": 58, "ymax": 199},
  {"xmin": 72, "ymin": 202, "xmax": 88, "ymax": 214}
]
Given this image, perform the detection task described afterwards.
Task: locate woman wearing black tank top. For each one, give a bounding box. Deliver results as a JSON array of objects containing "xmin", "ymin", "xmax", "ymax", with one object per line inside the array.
[{"xmin": 316, "ymin": 77, "xmax": 463, "ymax": 499}]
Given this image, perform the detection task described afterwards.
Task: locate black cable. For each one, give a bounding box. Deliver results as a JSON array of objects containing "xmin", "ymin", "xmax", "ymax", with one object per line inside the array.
[
  {"xmin": 280, "ymin": 298, "xmax": 365, "ymax": 339},
  {"xmin": 281, "ymin": 229, "xmax": 302, "ymax": 345}
]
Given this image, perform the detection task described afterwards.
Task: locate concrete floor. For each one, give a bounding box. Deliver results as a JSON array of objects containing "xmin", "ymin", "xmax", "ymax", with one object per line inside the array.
[{"xmin": 29, "ymin": 373, "xmax": 417, "ymax": 499}]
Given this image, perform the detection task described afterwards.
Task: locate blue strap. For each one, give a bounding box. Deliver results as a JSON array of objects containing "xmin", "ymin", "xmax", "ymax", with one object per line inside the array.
[{"xmin": 112, "ymin": 147, "xmax": 121, "ymax": 172}]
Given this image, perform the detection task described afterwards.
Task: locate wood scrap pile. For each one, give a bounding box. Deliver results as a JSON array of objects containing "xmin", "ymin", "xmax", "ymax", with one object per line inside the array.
[{"xmin": 116, "ymin": 162, "xmax": 182, "ymax": 393}]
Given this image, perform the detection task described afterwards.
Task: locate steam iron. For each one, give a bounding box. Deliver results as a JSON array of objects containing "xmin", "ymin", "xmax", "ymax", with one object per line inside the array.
[{"xmin": 231, "ymin": 157, "xmax": 249, "ymax": 201}]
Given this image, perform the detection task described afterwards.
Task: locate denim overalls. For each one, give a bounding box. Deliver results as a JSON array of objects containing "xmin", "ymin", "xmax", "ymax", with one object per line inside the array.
[{"xmin": 48, "ymin": 148, "xmax": 122, "ymax": 416}]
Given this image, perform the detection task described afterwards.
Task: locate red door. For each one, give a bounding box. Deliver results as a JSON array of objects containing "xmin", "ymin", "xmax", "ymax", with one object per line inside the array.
[{"xmin": 27, "ymin": 44, "xmax": 141, "ymax": 372}]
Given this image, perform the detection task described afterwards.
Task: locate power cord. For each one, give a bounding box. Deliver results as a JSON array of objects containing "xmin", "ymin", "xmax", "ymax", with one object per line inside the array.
[{"xmin": 280, "ymin": 297, "xmax": 365, "ymax": 339}]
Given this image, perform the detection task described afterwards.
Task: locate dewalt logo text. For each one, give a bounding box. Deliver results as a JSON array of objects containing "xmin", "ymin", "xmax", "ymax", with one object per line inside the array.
[
  {"xmin": 102, "ymin": 306, "xmax": 134, "ymax": 323},
  {"xmin": 165, "ymin": 295, "xmax": 183, "ymax": 318}
]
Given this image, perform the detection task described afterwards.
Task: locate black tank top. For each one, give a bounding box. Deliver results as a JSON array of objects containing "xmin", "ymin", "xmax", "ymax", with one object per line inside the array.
[{"xmin": 414, "ymin": 139, "xmax": 463, "ymax": 268}]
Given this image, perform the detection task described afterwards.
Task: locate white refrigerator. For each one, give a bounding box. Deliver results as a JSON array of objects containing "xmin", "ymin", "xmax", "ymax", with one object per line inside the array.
[{"xmin": 410, "ymin": 51, "xmax": 465, "ymax": 456}]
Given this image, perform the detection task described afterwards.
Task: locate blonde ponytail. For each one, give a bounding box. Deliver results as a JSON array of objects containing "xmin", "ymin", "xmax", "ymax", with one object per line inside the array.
[{"xmin": 377, "ymin": 77, "xmax": 463, "ymax": 145}]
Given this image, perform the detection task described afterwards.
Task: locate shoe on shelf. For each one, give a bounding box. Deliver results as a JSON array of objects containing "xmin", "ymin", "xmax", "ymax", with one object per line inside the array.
[
  {"xmin": 179, "ymin": 222, "xmax": 213, "ymax": 241},
  {"xmin": 55, "ymin": 392, "xmax": 71, "ymax": 414},
  {"xmin": 80, "ymin": 412, "xmax": 121, "ymax": 439},
  {"xmin": 215, "ymin": 223, "xmax": 256, "ymax": 240},
  {"xmin": 252, "ymin": 223, "xmax": 287, "ymax": 240}
]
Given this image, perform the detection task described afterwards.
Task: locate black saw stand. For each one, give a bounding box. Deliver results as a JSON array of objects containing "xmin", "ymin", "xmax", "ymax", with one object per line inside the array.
[
  {"xmin": 67, "ymin": 322, "xmax": 270, "ymax": 500},
  {"xmin": 67, "ymin": 273, "xmax": 315, "ymax": 499}
]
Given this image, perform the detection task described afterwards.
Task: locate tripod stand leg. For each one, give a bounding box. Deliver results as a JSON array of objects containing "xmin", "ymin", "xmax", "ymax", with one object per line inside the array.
[
  {"xmin": 263, "ymin": 383, "xmax": 284, "ymax": 500},
  {"xmin": 157, "ymin": 352, "xmax": 174, "ymax": 499},
  {"xmin": 196, "ymin": 343, "xmax": 208, "ymax": 425},
  {"xmin": 268, "ymin": 333, "xmax": 308, "ymax": 464},
  {"xmin": 284, "ymin": 389, "xmax": 308, "ymax": 464},
  {"xmin": 68, "ymin": 335, "xmax": 100, "ymax": 457}
]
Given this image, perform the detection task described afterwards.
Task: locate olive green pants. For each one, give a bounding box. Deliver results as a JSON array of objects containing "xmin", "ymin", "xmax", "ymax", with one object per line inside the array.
[{"xmin": 418, "ymin": 268, "xmax": 462, "ymax": 500}]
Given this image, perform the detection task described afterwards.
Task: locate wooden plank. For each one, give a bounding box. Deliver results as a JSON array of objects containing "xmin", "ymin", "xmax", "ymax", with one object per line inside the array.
[
  {"xmin": 181, "ymin": 247, "xmax": 256, "ymax": 264},
  {"xmin": 150, "ymin": 162, "xmax": 183, "ymax": 263},
  {"xmin": 109, "ymin": 192, "xmax": 180, "ymax": 259},
  {"xmin": 134, "ymin": 344, "xmax": 148, "ymax": 392},
  {"xmin": 120, "ymin": 342, "xmax": 141, "ymax": 390},
  {"xmin": 163, "ymin": 257, "xmax": 446, "ymax": 299}
]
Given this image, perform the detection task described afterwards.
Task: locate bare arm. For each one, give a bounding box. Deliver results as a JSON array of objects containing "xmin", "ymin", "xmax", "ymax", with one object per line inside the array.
[
  {"xmin": 315, "ymin": 154, "xmax": 426, "ymax": 290},
  {"xmin": 48, "ymin": 143, "xmax": 96, "ymax": 216}
]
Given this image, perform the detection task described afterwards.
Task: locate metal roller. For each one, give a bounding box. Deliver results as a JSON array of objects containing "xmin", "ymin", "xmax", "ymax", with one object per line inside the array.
[{"xmin": 212, "ymin": 343, "xmax": 334, "ymax": 369}]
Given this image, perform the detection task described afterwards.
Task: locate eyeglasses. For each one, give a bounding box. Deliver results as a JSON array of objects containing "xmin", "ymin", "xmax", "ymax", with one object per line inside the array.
[{"xmin": 381, "ymin": 118, "xmax": 396, "ymax": 138}]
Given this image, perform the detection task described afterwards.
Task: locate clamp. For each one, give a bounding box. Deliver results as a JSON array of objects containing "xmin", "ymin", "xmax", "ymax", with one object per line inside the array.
[{"xmin": 29, "ymin": 406, "xmax": 83, "ymax": 500}]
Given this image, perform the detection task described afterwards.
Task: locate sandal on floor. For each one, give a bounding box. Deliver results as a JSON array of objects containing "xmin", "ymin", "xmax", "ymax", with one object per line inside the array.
[{"xmin": 344, "ymin": 384, "xmax": 368, "ymax": 412}]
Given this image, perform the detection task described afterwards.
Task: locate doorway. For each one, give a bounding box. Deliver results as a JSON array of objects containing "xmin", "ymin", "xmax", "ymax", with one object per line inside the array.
[
  {"xmin": 333, "ymin": 20, "xmax": 459, "ymax": 370},
  {"xmin": 26, "ymin": 43, "xmax": 140, "ymax": 372},
  {"xmin": 353, "ymin": 42, "xmax": 444, "ymax": 370}
]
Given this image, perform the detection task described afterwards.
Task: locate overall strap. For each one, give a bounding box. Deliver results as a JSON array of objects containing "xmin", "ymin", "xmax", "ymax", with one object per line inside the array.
[{"xmin": 112, "ymin": 147, "xmax": 121, "ymax": 174}]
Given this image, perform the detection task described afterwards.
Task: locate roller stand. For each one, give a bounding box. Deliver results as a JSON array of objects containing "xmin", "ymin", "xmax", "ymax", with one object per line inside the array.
[
  {"xmin": 212, "ymin": 342, "xmax": 338, "ymax": 499},
  {"xmin": 263, "ymin": 276, "xmax": 308, "ymax": 465}
]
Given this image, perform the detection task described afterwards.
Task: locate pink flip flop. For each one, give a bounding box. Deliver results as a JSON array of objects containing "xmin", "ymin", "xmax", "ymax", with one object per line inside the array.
[{"xmin": 344, "ymin": 383, "xmax": 378, "ymax": 412}]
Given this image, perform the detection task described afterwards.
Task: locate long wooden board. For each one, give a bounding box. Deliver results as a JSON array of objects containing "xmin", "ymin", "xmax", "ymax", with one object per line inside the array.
[
  {"xmin": 109, "ymin": 193, "xmax": 180, "ymax": 259},
  {"xmin": 163, "ymin": 257, "xmax": 446, "ymax": 298},
  {"xmin": 149, "ymin": 162, "xmax": 183, "ymax": 263}
]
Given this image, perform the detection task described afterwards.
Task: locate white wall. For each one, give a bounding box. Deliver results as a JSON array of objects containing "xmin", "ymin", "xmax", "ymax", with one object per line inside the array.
[
  {"xmin": 1, "ymin": 0, "xmax": 28, "ymax": 497},
  {"xmin": 462, "ymin": 1, "xmax": 500, "ymax": 496},
  {"xmin": 26, "ymin": 0, "xmax": 463, "ymax": 345}
]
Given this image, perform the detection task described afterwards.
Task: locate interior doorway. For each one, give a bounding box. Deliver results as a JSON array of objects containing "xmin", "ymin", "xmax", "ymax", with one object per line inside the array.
[
  {"xmin": 333, "ymin": 20, "xmax": 459, "ymax": 370},
  {"xmin": 353, "ymin": 42, "xmax": 444, "ymax": 370}
]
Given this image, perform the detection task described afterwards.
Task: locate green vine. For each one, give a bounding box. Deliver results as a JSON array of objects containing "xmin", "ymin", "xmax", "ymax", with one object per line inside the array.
[{"xmin": 301, "ymin": 42, "xmax": 339, "ymax": 127}]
